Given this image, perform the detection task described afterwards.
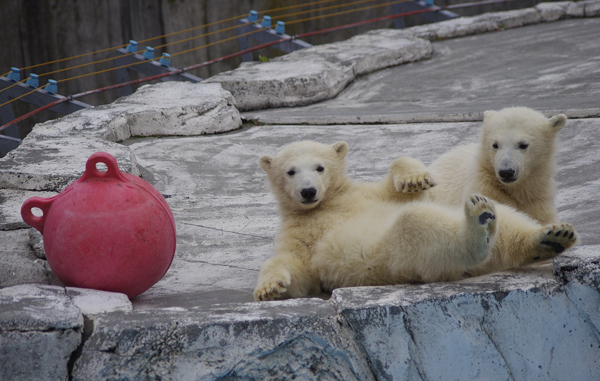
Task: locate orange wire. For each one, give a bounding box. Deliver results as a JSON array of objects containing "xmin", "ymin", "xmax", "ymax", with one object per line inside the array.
[
  {"xmin": 0, "ymin": 85, "xmax": 41, "ymax": 109},
  {"xmin": 1, "ymin": 0, "xmax": 409, "ymax": 108},
  {"xmin": 286, "ymin": 0, "xmax": 410, "ymax": 25},
  {"xmin": 12, "ymin": 0, "xmax": 344, "ymax": 73},
  {"xmin": 56, "ymin": 26, "xmax": 271, "ymax": 83}
]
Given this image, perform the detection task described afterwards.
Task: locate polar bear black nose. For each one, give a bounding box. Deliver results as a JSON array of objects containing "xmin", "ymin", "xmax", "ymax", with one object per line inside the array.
[
  {"xmin": 498, "ymin": 169, "xmax": 515, "ymax": 180},
  {"xmin": 301, "ymin": 187, "xmax": 317, "ymax": 200}
]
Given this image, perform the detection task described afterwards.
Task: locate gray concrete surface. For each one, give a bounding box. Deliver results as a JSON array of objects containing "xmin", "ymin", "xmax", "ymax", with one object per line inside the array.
[
  {"xmin": 245, "ymin": 17, "xmax": 600, "ymax": 124},
  {"xmin": 1, "ymin": 3, "xmax": 600, "ymax": 380}
]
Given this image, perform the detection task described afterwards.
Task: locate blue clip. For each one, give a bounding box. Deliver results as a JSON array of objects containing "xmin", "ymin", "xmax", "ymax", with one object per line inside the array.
[
  {"xmin": 261, "ymin": 16, "xmax": 271, "ymax": 28},
  {"xmin": 423, "ymin": 0, "xmax": 434, "ymax": 5},
  {"xmin": 159, "ymin": 53, "xmax": 171, "ymax": 67},
  {"xmin": 44, "ymin": 79, "xmax": 58, "ymax": 94},
  {"xmin": 275, "ymin": 21, "xmax": 285, "ymax": 35},
  {"xmin": 26, "ymin": 74, "xmax": 39, "ymax": 88},
  {"xmin": 7, "ymin": 67, "xmax": 20, "ymax": 82},
  {"xmin": 142, "ymin": 47, "xmax": 154, "ymax": 60},
  {"xmin": 126, "ymin": 40, "xmax": 138, "ymax": 53},
  {"xmin": 248, "ymin": 10, "xmax": 258, "ymax": 22}
]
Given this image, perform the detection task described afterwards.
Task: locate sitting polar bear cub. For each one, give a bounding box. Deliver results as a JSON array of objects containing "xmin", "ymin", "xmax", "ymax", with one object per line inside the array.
[
  {"xmin": 254, "ymin": 141, "xmax": 497, "ymax": 301},
  {"xmin": 428, "ymin": 107, "xmax": 578, "ymax": 276}
]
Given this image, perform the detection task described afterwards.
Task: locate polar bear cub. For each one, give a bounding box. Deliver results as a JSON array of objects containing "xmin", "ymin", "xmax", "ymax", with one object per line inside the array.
[
  {"xmin": 428, "ymin": 107, "xmax": 577, "ymax": 275},
  {"xmin": 254, "ymin": 141, "xmax": 497, "ymax": 301}
]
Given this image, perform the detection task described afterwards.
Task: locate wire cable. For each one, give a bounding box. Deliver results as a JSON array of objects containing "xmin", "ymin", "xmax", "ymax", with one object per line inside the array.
[
  {"xmin": 8, "ymin": 0, "xmax": 345, "ymax": 74},
  {"xmin": 3, "ymin": 0, "xmax": 391, "ymax": 93},
  {"xmin": 0, "ymin": 0, "xmax": 514, "ymax": 128}
]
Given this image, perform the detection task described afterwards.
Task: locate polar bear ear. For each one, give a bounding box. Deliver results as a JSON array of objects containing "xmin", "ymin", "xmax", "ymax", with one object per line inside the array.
[
  {"xmin": 483, "ymin": 110, "xmax": 497, "ymax": 122},
  {"xmin": 259, "ymin": 155, "xmax": 273, "ymax": 172},
  {"xmin": 332, "ymin": 142, "xmax": 348, "ymax": 159},
  {"xmin": 548, "ymin": 114, "xmax": 567, "ymax": 132}
]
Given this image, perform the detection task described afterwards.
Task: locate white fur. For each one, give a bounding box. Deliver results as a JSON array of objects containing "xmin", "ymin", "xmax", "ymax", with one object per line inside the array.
[
  {"xmin": 254, "ymin": 141, "xmax": 497, "ymax": 301},
  {"xmin": 428, "ymin": 107, "xmax": 577, "ymax": 275}
]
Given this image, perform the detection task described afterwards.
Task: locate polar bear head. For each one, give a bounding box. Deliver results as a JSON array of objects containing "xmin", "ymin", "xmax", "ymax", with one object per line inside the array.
[
  {"xmin": 259, "ymin": 141, "xmax": 349, "ymax": 211},
  {"xmin": 480, "ymin": 107, "xmax": 567, "ymax": 186}
]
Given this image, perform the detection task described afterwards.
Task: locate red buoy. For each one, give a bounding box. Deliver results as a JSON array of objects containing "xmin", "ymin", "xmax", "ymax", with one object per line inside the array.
[{"xmin": 21, "ymin": 152, "xmax": 176, "ymax": 299}]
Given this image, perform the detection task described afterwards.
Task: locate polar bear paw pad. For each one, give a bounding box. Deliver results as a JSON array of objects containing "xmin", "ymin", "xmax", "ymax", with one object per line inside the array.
[{"xmin": 537, "ymin": 223, "xmax": 577, "ymax": 257}]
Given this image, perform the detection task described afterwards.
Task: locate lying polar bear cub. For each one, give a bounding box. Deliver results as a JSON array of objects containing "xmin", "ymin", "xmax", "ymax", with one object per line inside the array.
[{"xmin": 254, "ymin": 140, "xmax": 497, "ymax": 301}]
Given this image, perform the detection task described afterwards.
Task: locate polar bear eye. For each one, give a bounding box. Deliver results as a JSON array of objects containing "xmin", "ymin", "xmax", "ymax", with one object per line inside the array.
[
  {"xmin": 316, "ymin": 165, "xmax": 324, "ymax": 172},
  {"xmin": 492, "ymin": 142, "xmax": 499, "ymax": 149},
  {"xmin": 287, "ymin": 169, "xmax": 295, "ymax": 176},
  {"xmin": 518, "ymin": 142, "xmax": 529, "ymax": 149}
]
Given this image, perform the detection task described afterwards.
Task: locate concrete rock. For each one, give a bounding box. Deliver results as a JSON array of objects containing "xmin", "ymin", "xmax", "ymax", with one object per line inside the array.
[
  {"xmin": 566, "ymin": 1, "xmax": 586, "ymax": 17},
  {"xmin": 0, "ymin": 284, "xmax": 82, "ymax": 381},
  {"xmin": 27, "ymin": 82, "xmax": 242, "ymax": 142},
  {"xmin": 332, "ymin": 262, "xmax": 600, "ymax": 380},
  {"xmin": 536, "ymin": 2, "xmax": 570, "ymax": 22},
  {"xmin": 0, "ymin": 136, "xmax": 139, "ymax": 192},
  {"xmin": 584, "ymin": 0, "xmax": 600, "ymax": 16},
  {"xmin": 118, "ymin": 82, "xmax": 242, "ymax": 137},
  {"xmin": 408, "ymin": 17, "xmax": 499, "ymax": 41},
  {"xmin": 72, "ymin": 299, "xmax": 374, "ymax": 381},
  {"xmin": 65, "ymin": 287, "xmax": 132, "ymax": 317},
  {"xmin": 0, "ymin": 82, "xmax": 241, "ymax": 192},
  {"xmin": 29, "ymin": 228, "xmax": 45, "ymax": 259},
  {"xmin": 476, "ymin": 7, "xmax": 543, "ymax": 29},
  {"xmin": 206, "ymin": 59, "xmax": 355, "ymax": 111},
  {"xmin": 0, "ymin": 229, "xmax": 60, "ymax": 288},
  {"xmin": 205, "ymin": 32, "xmax": 431, "ymax": 111}
]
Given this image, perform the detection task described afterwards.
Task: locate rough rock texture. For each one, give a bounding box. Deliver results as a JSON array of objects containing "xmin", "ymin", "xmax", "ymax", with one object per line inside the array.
[
  {"xmin": 71, "ymin": 299, "xmax": 374, "ymax": 381},
  {"xmin": 65, "ymin": 287, "xmax": 132, "ymax": 316},
  {"xmin": 0, "ymin": 229, "xmax": 60, "ymax": 288},
  {"xmin": 333, "ymin": 249, "xmax": 600, "ymax": 380},
  {"xmin": 0, "ymin": 285, "xmax": 82, "ymax": 381},
  {"xmin": 0, "ymin": 285, "xmax": 133, "ymax": 381},
  {"xmin": 0, "ymin": 82, "xmax": 241, "ymax": 192},
  {"xmin": 205, "ymin": 31, "xmax": 432, "ymax": 111}
]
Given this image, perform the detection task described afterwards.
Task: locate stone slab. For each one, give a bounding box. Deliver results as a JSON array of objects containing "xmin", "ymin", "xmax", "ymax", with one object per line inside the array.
[
  {"xmin": 0, "ymin": 285, "xmax": 82, "ymax": 381},
  {"xmin": 72, "ymin": 298, "xmax": 374, "ymax": 381},
  {"xmin": 0, "ymin": 136, "xmax": 139, "ymax": 192},
  {"xmin": 0, "ymin": 82, "xmax": 241, "ymax": 192},
  {"xmin": 331, "ymin": 257, "xmax": 600, "ymax": 380},
  {"xmin": 0, "ymin": 229, "xmax": 59, "ymax": 288},
  {"xmin": 66, "ymin": 287, "xmax": 133, "ymax": 316},
  {"xmin": 205, "ymin": 31, "xmax": 432, "ymax": 111}
]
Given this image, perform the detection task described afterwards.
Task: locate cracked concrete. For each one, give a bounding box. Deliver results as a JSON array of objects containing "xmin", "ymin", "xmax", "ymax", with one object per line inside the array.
[{"xmin": 1, "ymin": 2, "xmax": 600, "ymax": 380}]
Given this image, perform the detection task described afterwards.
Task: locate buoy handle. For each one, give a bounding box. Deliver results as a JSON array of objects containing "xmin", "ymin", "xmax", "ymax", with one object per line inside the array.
[
  {"xmin": 21, "ymin": 196, "xmax": 56, "ymax": 234},
  {"xmin": 80, "ymin": 152, "xmax": 128, "ymax": 182}
]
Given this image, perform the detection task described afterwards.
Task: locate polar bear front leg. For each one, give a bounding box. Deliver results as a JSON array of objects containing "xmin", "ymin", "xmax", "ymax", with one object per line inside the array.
[
  {"xmin": 253, "ymin": 256, "xmax": 292, "ymax": 301},
  {"xmin": 253, "ymin": 253, "xmax": 318, "ymax": 301},
  {"xmin": 389, "ymin": 157, "xmax": 437, "ymax": 193}
]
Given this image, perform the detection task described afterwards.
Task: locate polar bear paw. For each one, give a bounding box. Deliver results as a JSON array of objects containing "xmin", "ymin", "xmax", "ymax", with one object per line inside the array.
[
  {"xmin": 389, "ymin": 157, "xmax": 437, "ymax": 193},
  {"xmin": 466, "ymin": 194, "xmax": 497, "ymax": 230},
  {"xmin": 534, "ymin": 223, "xmax": 578, "ymax": 260},
  {"xmin": 253, "ymin": 272, "xmax": 291, "ymax": 301},
  {"xmin": 465, "ymin": 194, "xmax": 497, "ymax": 261},
  {"xmin": 394, "ymin": 172, "xmax": 437, "ymax": 193}
]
